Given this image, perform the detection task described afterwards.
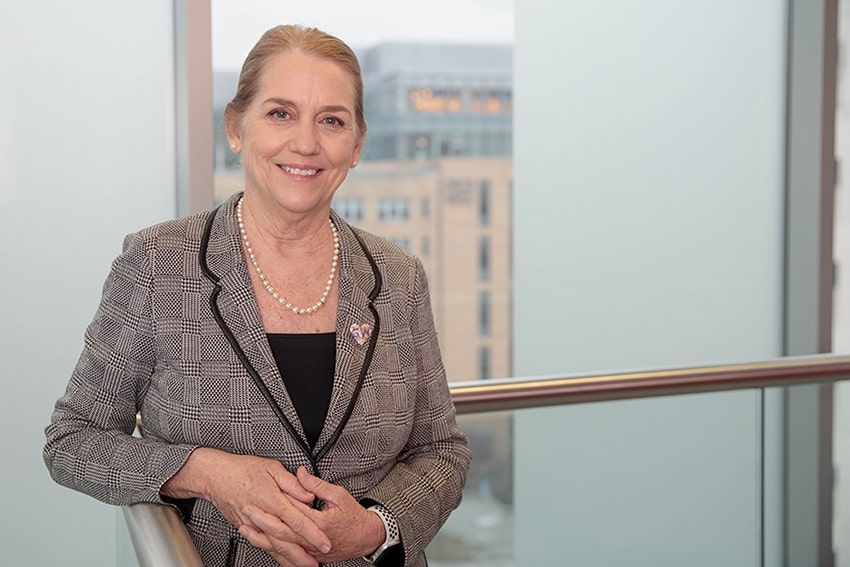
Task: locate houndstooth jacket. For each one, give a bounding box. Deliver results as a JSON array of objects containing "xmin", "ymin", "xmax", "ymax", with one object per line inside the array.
[{"xmin": 44, "ymin": 192, "xmax": 471, "ymax": 567}]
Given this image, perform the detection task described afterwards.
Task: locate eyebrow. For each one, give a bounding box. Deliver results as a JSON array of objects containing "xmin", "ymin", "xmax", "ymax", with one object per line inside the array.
[{"xmin": 262, "ymin": 98, "xmax": 352, "ymax": 115}]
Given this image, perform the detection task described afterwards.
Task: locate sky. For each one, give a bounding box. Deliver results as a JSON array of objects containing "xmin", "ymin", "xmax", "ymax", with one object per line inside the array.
[{"xmin": 212, "ymin": 0, "xmax": 514, "ymax": 70}]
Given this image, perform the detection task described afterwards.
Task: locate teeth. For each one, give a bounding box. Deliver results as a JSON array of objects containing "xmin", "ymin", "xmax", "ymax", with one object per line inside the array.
[{"xmin": 281, "ymin": 165, "xmax": 319, "ymax": 176}]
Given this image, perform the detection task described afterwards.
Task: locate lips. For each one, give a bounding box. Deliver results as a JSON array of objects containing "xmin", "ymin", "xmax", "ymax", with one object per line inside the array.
[{"xmin": 279, "ymin": 164, "xmax": 321, "ymax": 177}]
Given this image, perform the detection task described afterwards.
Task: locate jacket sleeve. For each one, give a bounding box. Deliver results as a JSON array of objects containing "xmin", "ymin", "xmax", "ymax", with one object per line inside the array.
[
  {"xmin": 361, "ymin": 257, "xmax": 472, "ymax": 564},
  {"xmin": 43, "ymin": 231, "xmax": 197, "ymax": 507}
]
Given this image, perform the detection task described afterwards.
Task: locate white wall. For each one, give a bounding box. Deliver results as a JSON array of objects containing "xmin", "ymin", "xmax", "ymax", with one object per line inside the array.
[
  {"xmin": 513, "ymin": 1, "xmax": 787, "ymax": 564},
  {"xmin": 0, "ymin": 2, "xmax": 175, "ymax": 564}
]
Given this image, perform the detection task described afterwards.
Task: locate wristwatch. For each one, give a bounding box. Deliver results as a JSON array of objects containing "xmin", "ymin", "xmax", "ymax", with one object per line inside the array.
[{"xmin": 364, "ymin": 504, "xmax": 401, "ymax": 564}]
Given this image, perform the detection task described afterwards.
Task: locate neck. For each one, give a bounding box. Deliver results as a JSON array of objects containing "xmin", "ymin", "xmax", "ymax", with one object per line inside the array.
[{"xmin": 240, "ymin": 191, "xmax": 333, "ymax": 256}]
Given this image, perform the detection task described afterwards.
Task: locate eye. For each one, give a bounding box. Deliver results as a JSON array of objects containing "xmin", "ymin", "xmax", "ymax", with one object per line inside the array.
[
  {"xmin": 321, "ymin": 116, "xmax": 344, "ymax": 127},
  {"xmin": 270, "ymin": 109, "xmax": 290, "ymax": 120}
]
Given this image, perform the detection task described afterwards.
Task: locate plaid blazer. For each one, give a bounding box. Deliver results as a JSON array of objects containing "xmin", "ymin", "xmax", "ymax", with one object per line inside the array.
[{"xmin": 44, "ymin": 192, "xmax": 471, "ymax": 567}]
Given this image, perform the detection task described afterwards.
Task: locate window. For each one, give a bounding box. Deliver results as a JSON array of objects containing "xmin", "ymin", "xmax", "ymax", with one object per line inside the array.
[
  {"xmin": 378, "ymin": 197, "xmax": 410, "ymax": 221},
  {"xmin": 479, "ymin": 346, "xmax": 491, "ymax": 380},
  {"xmin": 447, "ymin": 179, "xmax": 473, "ymax": 205},
  {"xmin": 471, "ymin": 89, "xmax": 512, "ymax": 114},
  {"xmin": 334, "ymin": 197, "xmax": 364, "ymax": 222},
  {"xmin": 408, "ymin": 88, "xmax": 463, "ymax": 114},
  {"xmin": 479, "ymin": 236, "xmax": 490, "ymax": 281},
  {"xmin": 421, "ymin": 197, "xmax": 430, "ymax": 218},
  {"xmin": 406, "ymin": 134, "xmax": 431, "ymax": 159},
  {"xmin": 421, "ymin": 237, "xmax": 430, "ymax": 256},
  {"xmin": 479, "ymin": 291, "xmax": 490, "ymax": 337},
  {"xmin": 479, "ymin": 180, "xmax": 490, "ymax": 226}
]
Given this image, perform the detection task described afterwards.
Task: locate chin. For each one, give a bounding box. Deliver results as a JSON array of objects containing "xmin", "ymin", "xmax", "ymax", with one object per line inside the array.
[{"xmin": 269, "ymin": 192, "xmax": 332, "ymax": 217}]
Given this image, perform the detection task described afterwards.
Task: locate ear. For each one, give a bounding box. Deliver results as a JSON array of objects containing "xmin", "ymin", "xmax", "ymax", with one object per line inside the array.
[
  {"xmin": 351, "ymin": 135, "xmax": 364, "ymax": 168},
  {"xmin": 224, "ymin": 107, "xmax": 242, "ymax": 152}
]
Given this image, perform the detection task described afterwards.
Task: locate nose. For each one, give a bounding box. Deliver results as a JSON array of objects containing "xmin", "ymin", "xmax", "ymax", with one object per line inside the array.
[{"xmin": 288, "ymin": 118, "xmax": 320, "ymax": 155}]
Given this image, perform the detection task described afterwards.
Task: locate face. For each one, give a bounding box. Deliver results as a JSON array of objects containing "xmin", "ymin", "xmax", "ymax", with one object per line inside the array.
[{"xmin": 228, "ymin": 51, "xmax": 363, "ymax": 218}]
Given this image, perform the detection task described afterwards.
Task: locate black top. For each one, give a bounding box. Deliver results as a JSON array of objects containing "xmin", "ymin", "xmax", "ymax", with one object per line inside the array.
[{"xmin": 266, "ymin": 332, "xmax": 336, "ymax": 449}]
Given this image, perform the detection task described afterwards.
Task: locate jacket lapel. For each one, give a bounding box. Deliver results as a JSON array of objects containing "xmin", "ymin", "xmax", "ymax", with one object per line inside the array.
[
  {"xmin": 315, "ymin": 211, "xmax": 379, "ymax": 453},
  {"xmin": 204, "ymin": 193, "xmax": 308, "ymax": 445}
]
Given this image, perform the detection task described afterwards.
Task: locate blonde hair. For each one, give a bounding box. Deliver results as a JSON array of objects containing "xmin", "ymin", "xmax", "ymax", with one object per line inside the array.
[{"xmin": 226, "ymin": 25, "xmax": 367, "ymax": 137}]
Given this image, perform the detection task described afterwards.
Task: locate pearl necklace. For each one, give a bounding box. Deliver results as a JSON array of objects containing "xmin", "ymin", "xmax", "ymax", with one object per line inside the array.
[{"xmin": 236, "ymin": 197, "xmax": 339, "ymax": 315}]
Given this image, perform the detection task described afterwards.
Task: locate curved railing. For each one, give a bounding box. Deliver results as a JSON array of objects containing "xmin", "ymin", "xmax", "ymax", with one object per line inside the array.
[
  {"xmin": 122, "ymin": 504, "xmax": 203, "ymax": 567},
  {"xmin": 122, "ymin": 353, "xmax": 850, "ymax": 565}
]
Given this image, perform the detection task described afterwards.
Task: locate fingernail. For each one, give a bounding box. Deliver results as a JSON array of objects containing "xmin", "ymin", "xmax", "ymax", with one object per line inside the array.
[{"xmin": 322, "ymin": 544, "xmax": 331, "ymax": 553}]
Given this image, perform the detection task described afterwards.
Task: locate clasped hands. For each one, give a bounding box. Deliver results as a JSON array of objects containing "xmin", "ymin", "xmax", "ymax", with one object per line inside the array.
[{"xmin": 162, "ymin": 449, "xmax": 385, "ymax": 567}]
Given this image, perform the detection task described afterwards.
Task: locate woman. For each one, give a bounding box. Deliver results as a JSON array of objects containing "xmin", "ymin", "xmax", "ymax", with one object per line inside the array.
[{"xmin": 44, "ymin": 25, "xmax": 470, "ymax": 567}]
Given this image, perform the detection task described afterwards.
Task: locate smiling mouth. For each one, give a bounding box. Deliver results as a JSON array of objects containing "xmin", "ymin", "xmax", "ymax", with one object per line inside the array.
[{"xmin": 279, "ymin": 165, "xmax": 321, "ymax": 177}]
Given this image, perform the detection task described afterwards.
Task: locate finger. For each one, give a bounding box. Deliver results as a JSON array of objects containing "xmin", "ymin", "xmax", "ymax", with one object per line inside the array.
[
  {"xmin": 243, "ymin": 504, "xmax": 331, "ymax": 554},
  {"xmin": 240, "ymin": 512, "xmax": 322, "ymax": 557},
  {"xmin": 241, "ymin": 519, "xmax": 321, "ymax": 555},
  {"xmin": 269, "ymin": 466, "xmax": 316, "ymax": 504},
  {"xmin": 239, "ymin": 524, "xmax": 275, "ymax": 551},
  {"xmin": 263, "ymin": 495, "xmax": 323, "ymax": 534},
  {"xmin": 239, "ymin": 525, "xmax": 319, "ymax": 567},
  {"xmin": 243, "ymin": 509, "xmax": 322, "ymax": 555},
  {"xmin": 295, "ymin": 467, "xmax": 345, "ymax": 505}
]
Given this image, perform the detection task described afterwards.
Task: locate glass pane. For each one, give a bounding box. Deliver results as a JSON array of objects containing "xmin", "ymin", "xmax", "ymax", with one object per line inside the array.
[
  {"xmin": 2, "ymin": 3, "xmax": 175, "ymax": 566},
  {"xmin": 835, "ymin": 2, "xmax": 850, "ymax": 564},
  {"xmin": 513, "ymin": 1, "xmax": 787, "ymax": 378},
  {"xmin": 428, "ymin": 412, "xmax": 514, "ymax": 566},
  {"xmin": 431, "ymin": 388, "xmax": 775, "ymax": 566}
]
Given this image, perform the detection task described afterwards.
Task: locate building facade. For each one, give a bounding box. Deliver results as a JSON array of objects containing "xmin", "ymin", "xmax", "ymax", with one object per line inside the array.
[{"xmin": 335, "ymin": 158, "xmax": 512, "ymax": 383}]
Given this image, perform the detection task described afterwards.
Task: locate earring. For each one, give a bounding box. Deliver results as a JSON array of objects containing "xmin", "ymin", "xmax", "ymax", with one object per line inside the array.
[
  {"xmin": 230, "ymin": 144, "xmax": 237, "ymax": 149},
  {"xmin": 351, "ymin": 161, "xmax": 358, "ymax": 168}
]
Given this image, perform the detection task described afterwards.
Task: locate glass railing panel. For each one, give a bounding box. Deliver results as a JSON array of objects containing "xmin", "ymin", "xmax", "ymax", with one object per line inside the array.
[
  {"xmin": 429, "ymin": 388, "xmax": 773, "ymax": 566},
  {"xmin": 835, "ymin": 382, "xmax": 850, "ymax": 567},
  {"xmin": 429, "ymin": 411, "xmax": 514, "ymax": 567}
]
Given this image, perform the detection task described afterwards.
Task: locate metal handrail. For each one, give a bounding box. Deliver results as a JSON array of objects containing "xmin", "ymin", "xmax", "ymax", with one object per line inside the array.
[
  {"xmin": 122, "ymin": 353, "xmax": 850, "ymax": 564},
  {"xmin": 123, "ymin": 504, "xmax": 203, "ymax": 567},
  {"xmin": 450, "ymin": 354, "xmax": 850, "ymax": 413}
]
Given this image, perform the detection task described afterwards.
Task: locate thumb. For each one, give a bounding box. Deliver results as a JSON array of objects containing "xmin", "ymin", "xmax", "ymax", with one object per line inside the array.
[
  {"xmin": 269, "ymin": 466, "xmax": 315, "ymax": 504},
  {"xmin": 297, "ymin": 466, "xmax": 342, "ymax": 504}
]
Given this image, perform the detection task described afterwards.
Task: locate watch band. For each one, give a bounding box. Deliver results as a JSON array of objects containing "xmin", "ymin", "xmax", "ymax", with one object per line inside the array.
[{"xmin": 364, "ymin": 504, "xmax": 401, "ymax": 564}]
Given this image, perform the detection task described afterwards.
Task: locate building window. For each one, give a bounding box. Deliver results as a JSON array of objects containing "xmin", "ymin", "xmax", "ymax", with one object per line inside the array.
[
  {"xmin": 479, "ymin": 180, "xmax": 490, "ymax": 226},
  {"xmin": 421, "ymin": 197, "xmax": 430, "ymax": 218},
  {"xmin": 447, "ymin": 180, "xmax": 473, "ymax": 205},
  {"xmin": 479, "ymin": 291, "xmax": 490, "ymax": 337},
  {"xmin": 479, "ymin": 236, "xmax": 490, "ymax": 281},
  {"xmin": 334, "ymin": 197, "xmax": 364, "ymax": 222},
  {"xmin": 407, "ymin": 134, "xmax": 431, "ymax": 160},
  {"xmin": 479, "ymin": 346, "xmax": 491, "ymax": 381},
  {"xmin": 421, "ymin": 237, "xmax": 430, "ymax": 256},
  {"xmin": 471, "ymin": 89, "xmax": 512, "ymax": 114},
  {"xmin": 379, "ymin": 197, "xmax": 410, "ymax": 221},
  {"xmin": 408, "ymin": 87, "xmax": 463, "ymax": 114}
]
